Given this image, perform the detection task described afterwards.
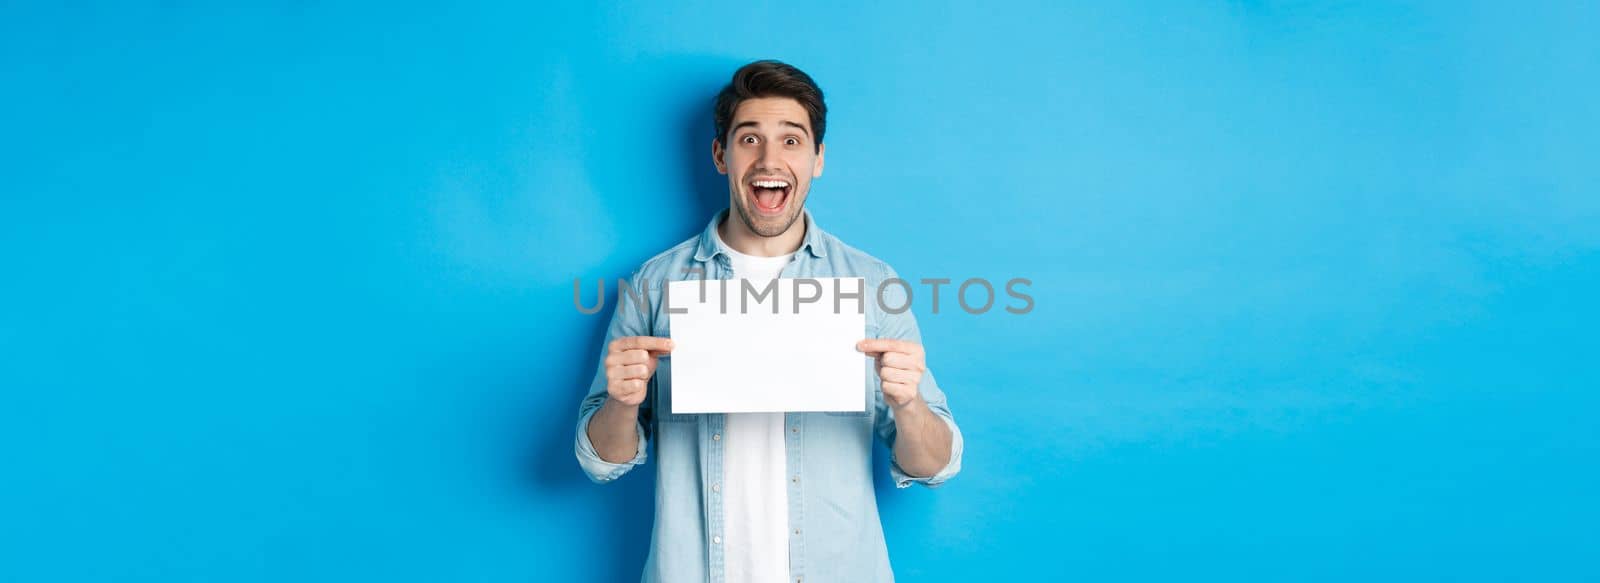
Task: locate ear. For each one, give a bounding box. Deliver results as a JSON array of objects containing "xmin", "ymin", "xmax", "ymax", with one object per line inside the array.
[
  {"xmin": 712, "ymin": 139, "xmax": 728, "ymax": 175},
  {"xmin": 812, "ymin": 142, "xmax": 825, "ymax": 178}
]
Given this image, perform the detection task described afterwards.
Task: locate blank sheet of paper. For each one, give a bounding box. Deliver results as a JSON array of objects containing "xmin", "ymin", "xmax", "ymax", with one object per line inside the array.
[{"xmin": 667, "ymin": 277, "xmax": 866, "ymax": 414}]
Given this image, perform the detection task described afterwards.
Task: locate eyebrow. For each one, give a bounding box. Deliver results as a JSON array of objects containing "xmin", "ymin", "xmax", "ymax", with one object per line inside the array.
[{"xmin": 731, "ymin": 120, "xmax": 811, "ymax": 139}]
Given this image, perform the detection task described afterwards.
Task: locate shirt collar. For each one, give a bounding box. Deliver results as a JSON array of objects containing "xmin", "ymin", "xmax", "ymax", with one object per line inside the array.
[{"xmin": 693, "ymin": 208, "xmax": 828, "ymax": 262}]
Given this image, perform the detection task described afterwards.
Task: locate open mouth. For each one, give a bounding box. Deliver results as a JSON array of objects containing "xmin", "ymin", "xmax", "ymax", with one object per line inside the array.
[{"xmin": 748, "ymin": 177, "xmax": 792, "ymax": 216}]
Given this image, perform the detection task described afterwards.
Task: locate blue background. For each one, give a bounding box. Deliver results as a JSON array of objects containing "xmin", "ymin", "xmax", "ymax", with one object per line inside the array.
[{"xmin": 3, "ymin": 2, "xmax": 1597, "ymax": 581}]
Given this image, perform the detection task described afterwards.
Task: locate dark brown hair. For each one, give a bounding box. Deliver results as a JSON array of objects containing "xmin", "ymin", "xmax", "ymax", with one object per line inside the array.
[{"xmin": 713, "ymin": 60, "xmax": 827, "ymax": 152}]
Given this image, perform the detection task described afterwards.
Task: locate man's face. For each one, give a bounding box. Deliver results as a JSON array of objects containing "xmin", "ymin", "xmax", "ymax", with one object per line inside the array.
[{"xmin": 713, "ymin": 97, "xmax": 825, "ymax": 237}]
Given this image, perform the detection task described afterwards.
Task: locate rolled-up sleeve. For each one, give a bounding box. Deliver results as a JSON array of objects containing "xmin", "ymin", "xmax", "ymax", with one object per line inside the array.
[
  {"xmin": 873, "ymin": 264, "xmax": 965, "ymax": 488},
  {"xmin": 573, "ymin": 270, "xmax": 655, "ymax": 484}
]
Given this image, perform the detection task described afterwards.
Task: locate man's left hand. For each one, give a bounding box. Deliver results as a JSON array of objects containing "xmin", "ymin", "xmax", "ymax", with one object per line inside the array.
[{"xmin": 856, "ymin": 338, "xmax": 926, "ymax": 410}]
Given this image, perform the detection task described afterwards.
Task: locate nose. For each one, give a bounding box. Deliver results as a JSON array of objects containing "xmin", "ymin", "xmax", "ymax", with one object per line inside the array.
[{"xmin": 755, "ymin": 141, "xmax": 780, "ymax": 170}]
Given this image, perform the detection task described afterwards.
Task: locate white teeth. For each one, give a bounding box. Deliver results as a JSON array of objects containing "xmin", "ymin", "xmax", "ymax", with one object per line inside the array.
[{"xmin": 752, "ymin": 180, "xmax": 790, "ymax": 189}]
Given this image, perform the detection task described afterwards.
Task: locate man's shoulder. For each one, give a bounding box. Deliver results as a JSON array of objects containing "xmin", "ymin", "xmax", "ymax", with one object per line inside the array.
[
  {"xmin": 817, "ymin": 229, "xmax": 899, "ymax": 280},
  {"xmin": 628, "ymin": 234, "xmax": 701, "ymax": 288}
]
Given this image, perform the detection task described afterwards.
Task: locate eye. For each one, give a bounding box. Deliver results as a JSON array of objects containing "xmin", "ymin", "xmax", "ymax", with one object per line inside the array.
[
  {"xmin": 741, "ymin": 135, "xmax": 758, "ymax": 145},
  {"xmin": 785, "ymin": 137, "xmax": 799, "ymax": 146}
]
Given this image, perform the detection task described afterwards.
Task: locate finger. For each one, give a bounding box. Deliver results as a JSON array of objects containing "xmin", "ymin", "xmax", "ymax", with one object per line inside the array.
[
  {"xmin": 616, "ymin": 364, "xmax": 650, "ymax": 380},
  {"xmin": 612, "ymin": 349, "xmax": 655, "ymax": 366},
  {"xmin": 856, "ymin": 338, "xmax": 914, "ymax": 355},
  {"xmin": 605, "ymin": 363, "xmax": 646, "ymax": 382},
  {"xmin": 879, "ymin": 351, "xmax": 924, "ymax": 372},
  {"xmin": 612, "ymin": 336, "xmax": 675, "ymax": 354},
  {"xmin": 613, "ymin": 378, "xmax": 647, "ymax": 395},
  {"xmin": 880, "ymin": 367, "xmax": 921, "ymax": 385},
  {"xmin": 880, "ymin": 381, "xmax": 916, "ymax": 399}
]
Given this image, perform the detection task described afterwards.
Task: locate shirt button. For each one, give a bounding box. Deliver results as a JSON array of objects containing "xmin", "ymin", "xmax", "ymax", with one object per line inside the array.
[
  {"xmin": 712, "ymin": 433, "xmax": 721, "ymax": 441},
  {"xmin": 793, "ymin": 528, "xmax": 801, "ymax": 535},
  {"xmin": 791, "ymin": 426, "xmax": 799, "ymax": 433},
  {"xmin": 712, "ymin": 483, "xmax": 721, "ymax": 493},
  {"xmin": 792, "ymin": 475, "xmax": 800, "ymax": 484},
  {"xmin": 712, "ymin": 535, "xmax": 722, "ymax": 544}
]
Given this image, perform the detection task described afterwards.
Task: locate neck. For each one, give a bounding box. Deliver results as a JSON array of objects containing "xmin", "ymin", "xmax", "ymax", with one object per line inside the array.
[{"xmin": 717, "ymin": 209, "xmax": 806, "ymax": 257}]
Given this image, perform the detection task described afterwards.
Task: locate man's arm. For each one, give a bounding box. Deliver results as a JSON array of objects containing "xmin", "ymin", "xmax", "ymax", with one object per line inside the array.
[
  {"xmin": 858, "ymin": 338, "xmax": 954, "ymax": 478},
  {"xmin": 587, "ymin": 399, "xmax": 643, "ymax": 464},
  {"xmin": 586, "ymin": 336, "xmax": 673, "ymax": 463},
  {"xmin": 574, "ymin": 268, "xmax": 669, "ymax": 483},
  {"xmin": 889, "ymin": 397, "xmax": 953, "ymax": 478}
]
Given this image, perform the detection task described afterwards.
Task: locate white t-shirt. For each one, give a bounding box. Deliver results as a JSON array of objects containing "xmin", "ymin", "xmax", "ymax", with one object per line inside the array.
[{"xmin": 712, "ymin": 226, "xmax": 793, "ymax": 583}]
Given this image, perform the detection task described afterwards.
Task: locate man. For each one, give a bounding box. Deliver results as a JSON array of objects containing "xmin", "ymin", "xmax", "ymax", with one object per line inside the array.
[{"xmin": 574, "ymin": 60, "xmax": 963, "ymax": 583}]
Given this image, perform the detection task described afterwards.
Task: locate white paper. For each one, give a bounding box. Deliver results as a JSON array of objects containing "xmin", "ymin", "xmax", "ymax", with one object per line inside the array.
[{"xmin": 667, "ymin": 277, "xmax": 867, "ymax": 414}]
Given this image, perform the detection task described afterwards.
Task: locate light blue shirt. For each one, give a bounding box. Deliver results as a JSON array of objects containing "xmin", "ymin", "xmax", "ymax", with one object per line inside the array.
[{"xmin": 574, "ymin": 209, "xmax": 965, "ymax": 582}]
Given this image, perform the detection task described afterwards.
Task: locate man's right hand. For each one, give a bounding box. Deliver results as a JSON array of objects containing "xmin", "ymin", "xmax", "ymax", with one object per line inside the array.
[{"xmin": 603, "ymin": 336, "xmax": 674, "ymax": 407}]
